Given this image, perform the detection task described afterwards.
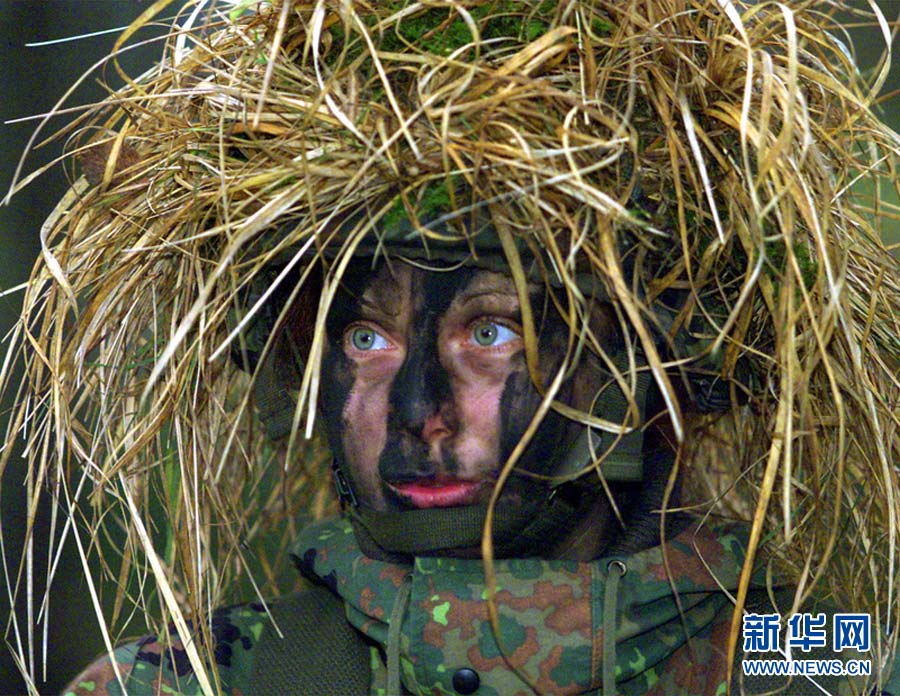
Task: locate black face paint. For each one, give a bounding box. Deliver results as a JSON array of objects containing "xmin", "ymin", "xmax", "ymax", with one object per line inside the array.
[
  {"xmin": 377, "ymin": 268, "xmax": 473, "ymax": 503},
  {"xmin": 496, "ymin": 295, "xmax": 572, "ymax": 478}
]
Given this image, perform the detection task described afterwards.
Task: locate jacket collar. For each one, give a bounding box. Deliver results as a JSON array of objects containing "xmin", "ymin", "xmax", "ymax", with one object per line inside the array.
[{"xmin": 292, "ymin": 516, "xmax": 750, "ymax": 694}]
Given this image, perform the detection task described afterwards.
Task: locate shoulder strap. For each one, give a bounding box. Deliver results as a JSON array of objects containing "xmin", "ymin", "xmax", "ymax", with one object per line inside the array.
[{"xmin": 250, "ymin": 585, "xmax": 371, "ymax": 695}]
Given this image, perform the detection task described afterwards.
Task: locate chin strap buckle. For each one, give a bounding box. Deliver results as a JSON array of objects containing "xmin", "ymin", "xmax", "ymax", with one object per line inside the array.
[
  {"xmin": 332, "ymin": 459, "xmax": 359, "ymax": 507},
  {"xmin": 553, "ymin": 369, "xmax": 651, "ymax": 485}
]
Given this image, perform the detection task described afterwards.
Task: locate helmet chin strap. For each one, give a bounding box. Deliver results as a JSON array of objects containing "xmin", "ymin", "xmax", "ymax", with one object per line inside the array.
[
  {"xmin": 334, "ymin": 370, "xmax": 652, "ymax": 562},
  {"xmin": 344, "ymin": 482, "xmax": 585, "ymax": 562}
]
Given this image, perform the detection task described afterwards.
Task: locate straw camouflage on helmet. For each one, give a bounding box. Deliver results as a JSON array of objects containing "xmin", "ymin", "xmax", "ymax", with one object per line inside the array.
[{"xmin": 5, "ymin": 0, "xmax": 900, "ymax": 691}]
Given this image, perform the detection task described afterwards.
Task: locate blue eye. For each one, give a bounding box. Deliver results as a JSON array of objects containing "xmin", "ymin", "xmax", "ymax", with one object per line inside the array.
[
  {"xmin": 471, "ymin": 321, "xmax": 517, "ymax": 347},
  {"xmin": 349, "ymin": 326, "xmax": 389, "ymax": 351}
]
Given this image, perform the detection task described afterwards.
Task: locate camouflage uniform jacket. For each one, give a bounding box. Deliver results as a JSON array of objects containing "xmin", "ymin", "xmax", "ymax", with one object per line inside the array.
[{"xmin": 64, "ymin": 517, "xmax": 877, "ymax": 695}]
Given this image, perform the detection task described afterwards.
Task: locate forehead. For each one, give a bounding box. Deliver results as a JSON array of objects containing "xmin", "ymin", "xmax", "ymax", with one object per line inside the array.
[{"xmin": 354, "ymin": 262, "xmax": 520, "ymax": 311}]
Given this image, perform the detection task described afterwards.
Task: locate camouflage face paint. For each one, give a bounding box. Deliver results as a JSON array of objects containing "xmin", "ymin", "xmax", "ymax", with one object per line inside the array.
[{"xmin": 320, "ymin": 261, "xmax": 578, "ymax": 512}]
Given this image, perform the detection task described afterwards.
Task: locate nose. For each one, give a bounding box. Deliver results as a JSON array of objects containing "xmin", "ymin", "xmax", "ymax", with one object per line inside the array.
[
  {"xmin": 389, "ymin": 334, "xmax": 456, "ymax": 445},
  {"xmin": 418, "ymin": 409, "xmax": 452, "ymax": 444}
]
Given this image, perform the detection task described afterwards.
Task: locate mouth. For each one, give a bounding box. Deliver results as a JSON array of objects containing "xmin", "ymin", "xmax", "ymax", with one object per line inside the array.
[{"xmin": 387, "ymin": 476, "xmax": 488, "ymax": 509}]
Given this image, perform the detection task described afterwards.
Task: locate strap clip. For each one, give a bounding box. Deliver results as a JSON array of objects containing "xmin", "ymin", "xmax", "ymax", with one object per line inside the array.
[{"xmin": 332, "ymin": 459, "xmax": 359, "ymax": 507}]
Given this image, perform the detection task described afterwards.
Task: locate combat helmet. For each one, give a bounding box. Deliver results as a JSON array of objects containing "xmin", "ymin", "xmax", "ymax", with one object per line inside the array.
[
  {"xmin": 4, "ymin": 0, "xmax": 900, "ymax": 690},
  {"xmin": 238, "ymin": 175, "xmax": 666, "ymax": 563}
]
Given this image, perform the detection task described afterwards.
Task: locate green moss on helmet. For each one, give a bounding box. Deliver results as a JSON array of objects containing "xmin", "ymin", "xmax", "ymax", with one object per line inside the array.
[
  {"xmin": 381, "ymin": 1, "xmax": 556, "ymax": 55},
  {"xmin": 380, "ymin": 175, "xmax": 465, "ymax": 237}
]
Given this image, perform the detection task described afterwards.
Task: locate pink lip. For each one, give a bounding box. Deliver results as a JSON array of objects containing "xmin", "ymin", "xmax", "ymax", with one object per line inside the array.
[{"xmin": 389, "ymin": 477, "xmax": 485, "ymax": 508}]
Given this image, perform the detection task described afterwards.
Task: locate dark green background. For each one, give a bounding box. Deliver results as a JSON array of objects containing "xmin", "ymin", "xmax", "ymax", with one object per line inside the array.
[
  {"xmin": 1, "ymin": 4, "xmax": 162, "ymax": 693},
  {"xmin": 0, "ymin": 2, "xmax": 897, "ymax": 694}
]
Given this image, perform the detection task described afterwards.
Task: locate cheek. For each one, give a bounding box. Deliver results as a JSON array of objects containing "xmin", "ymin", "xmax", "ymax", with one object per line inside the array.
[
  {"xmin": 321, "ymin": 339, "xmax": 394, "ymax": 507},
  {"xmin": 497, "ymin": 367, "xmax": 546, "ymax": 462},
  {"xmin": 502, "ymin": 344, "xmax": 575, "ymax": 472},
  {"xmin": 341, "ymin": 381, "xmax": 391, "ymax": 504},
  {"xmin": 443, "ymin": 341, "xmax": 525, "ymax": 467},
  {"xmin": 452, "ymin": 380, "xmax": 504, "ymax": 464}
]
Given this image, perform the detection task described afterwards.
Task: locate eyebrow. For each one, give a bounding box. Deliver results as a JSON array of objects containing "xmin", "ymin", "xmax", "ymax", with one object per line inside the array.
[
  {"xmin": 456, "ymin": 288, "xmax": 520, "ymax": 305},
  {"xmin": 355, "ymin": 272, "xmax": 410, "ymax": 324},
  {"xmin": 356, "ymin": 295, "xmax": 402, "ymax": 324}
]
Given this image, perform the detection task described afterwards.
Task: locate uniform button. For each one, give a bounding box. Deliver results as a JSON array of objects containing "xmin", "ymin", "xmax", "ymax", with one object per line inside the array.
[{"xmin": 452, "ymin": 667, "xmax": 480, "ymax": 694}]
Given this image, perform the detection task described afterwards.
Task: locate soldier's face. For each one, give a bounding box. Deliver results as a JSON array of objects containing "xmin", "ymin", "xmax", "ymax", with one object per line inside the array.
[{"xmin": 320, "ymin": 261, "xmax": 595, "ymax": 512}]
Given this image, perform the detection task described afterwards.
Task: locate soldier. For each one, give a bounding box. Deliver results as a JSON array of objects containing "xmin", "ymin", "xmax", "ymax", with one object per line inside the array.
[{"xmin": 5, "ymin": 0, "xmax": 900, "ymax": 694}]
